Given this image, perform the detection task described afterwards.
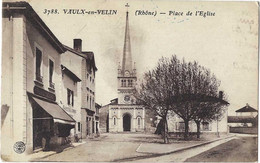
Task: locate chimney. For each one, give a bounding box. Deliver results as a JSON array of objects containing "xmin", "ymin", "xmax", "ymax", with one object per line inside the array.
[
  {"xmin": 73, "ymin": 39, "xmax": 82, "ymax": 52},
  {"xmin": 219, "ymin": 91, "xmax": 223, "ymax": 100}
]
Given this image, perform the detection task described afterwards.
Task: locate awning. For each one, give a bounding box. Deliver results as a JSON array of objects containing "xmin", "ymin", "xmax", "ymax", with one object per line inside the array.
[{"xmin": 32, "ymin": 96, "xmax": 76, "ymax": 125}]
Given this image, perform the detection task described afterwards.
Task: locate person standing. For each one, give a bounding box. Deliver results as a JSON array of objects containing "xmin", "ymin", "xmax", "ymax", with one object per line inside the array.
[{"xmin": 42, "ymin": 127, "xmax": 51, "ymax": 151}]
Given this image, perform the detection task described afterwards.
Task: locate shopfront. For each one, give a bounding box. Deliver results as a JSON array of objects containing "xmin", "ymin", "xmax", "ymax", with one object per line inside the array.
[{"xmin": 28, "ymin": 93, "xmax": 75, "ymax": 150}]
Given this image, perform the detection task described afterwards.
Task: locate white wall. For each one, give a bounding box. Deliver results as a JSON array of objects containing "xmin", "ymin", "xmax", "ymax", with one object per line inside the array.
[{"xmin": 61, "ymin": 51, "xmax": 83, "ymax": 135}]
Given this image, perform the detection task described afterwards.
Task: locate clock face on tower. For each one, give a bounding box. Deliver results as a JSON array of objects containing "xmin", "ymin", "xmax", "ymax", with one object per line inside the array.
[{"xmin": 124, "ymin": 95, "xmax": 130, "ymax": 102}]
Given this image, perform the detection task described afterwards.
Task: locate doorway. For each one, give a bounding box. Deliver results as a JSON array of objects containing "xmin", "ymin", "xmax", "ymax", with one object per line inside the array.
[{"xmin": 123, "ymin": 113, "xmax": 131, "ymax": 131}]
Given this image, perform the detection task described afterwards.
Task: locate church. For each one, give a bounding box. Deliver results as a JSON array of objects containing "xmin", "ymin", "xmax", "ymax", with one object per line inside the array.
[{"xmin": 99, "ymin": 8, "xmax": 146, "ymax": 132}]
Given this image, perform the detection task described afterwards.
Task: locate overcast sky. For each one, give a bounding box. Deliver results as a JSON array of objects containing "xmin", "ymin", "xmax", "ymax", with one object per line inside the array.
[{"xmin": 28, "ymin": 0, "xmax": 258, "ymax": 115}]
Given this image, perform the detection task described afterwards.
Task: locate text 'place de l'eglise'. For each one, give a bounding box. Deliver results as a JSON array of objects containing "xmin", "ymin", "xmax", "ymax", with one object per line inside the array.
[{"xmin": 1, "ymin": 1, "xmax": 258, "ymax": 162}]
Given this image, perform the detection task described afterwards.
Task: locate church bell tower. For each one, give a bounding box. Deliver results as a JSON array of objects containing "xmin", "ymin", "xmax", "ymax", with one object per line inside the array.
[{"xmin": 117, "ymin": 4, "xmax": 137, "ymax": 104}]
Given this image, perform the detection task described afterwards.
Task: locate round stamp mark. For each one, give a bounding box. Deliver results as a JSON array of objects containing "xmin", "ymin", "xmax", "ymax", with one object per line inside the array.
[{"xmin": 13, "ymin": 141, "xmax": 26, "ymax": 154}]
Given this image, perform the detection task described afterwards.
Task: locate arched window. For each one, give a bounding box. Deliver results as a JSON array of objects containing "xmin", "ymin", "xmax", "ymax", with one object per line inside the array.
[
  {"xmin": 113, "ymin": 117, "xmax": 116, "ymax": 125},
  {"xmin": 121, "ymin": 80, "xmax": 124, "ymax": 87},
  {"xmin": 137, "ymin": 117, "xmax": 141, "ymax": 126},
  {"xmin": 129, "ymin": 80, "xmax": 133, "ymax": 87}
]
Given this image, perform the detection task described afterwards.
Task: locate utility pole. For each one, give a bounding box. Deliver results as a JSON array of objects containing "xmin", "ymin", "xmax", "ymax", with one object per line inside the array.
[{"xmin": 217, "ymin": 116, "xmax": 220, "ymax": 138}]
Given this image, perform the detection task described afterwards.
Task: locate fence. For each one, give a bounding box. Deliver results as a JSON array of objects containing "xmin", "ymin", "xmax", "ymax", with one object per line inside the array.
[{"xmin": 229, "ymin": 127, "xmax": 257, "ymax": 134}]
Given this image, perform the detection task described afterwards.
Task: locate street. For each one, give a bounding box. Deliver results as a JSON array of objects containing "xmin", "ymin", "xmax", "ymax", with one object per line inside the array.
[
  {"xmin": 34, "ymin": 133, "xmax": 152, "ymax": 162},
  {"xmin": 185, "ymin": 136, "xmax": 258, "ymax": 162},
  {"xmin": 30, "ymin": 133, "xmax": 257, "ymax": 162}
]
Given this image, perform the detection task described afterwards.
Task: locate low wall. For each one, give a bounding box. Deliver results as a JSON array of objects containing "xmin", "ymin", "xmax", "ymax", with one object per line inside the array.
[{"xmin": 230, "ymin": 127, "xmax": 258, "ymax": 134}]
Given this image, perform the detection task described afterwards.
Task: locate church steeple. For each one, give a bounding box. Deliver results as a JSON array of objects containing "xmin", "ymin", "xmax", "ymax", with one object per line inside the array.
[{"xmin": 121, "ymin": 3, "xmax": 134, "ymax": 77}]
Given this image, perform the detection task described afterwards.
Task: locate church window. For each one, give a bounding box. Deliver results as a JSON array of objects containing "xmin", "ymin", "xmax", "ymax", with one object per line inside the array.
[
  {"xmin": 121, "ymin": 80, "xmax": 124, "ymax": 87},
  {"xmin": 137, "ymin": 117, "xmax": 141, "ymax": 126},
  {"xmin": 123, "ymin": 80, "xmax": 126, "ymax": 87},
  {"xmin": 128, "ymin": 80, "xmax": 133, "ymax": 87},
  {"xmin": 113, "ymin": 117, "xmax": 116, "ymax": 125}
]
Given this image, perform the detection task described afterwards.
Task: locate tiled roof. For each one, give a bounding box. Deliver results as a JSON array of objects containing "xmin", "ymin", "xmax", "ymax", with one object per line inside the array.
[
  {"xmin": 63, "ymin": 45, "xmax": 98, "ymax": 71},
  {"xmin": 236, "ymin": 104, "xmax": 258, "ymax": 112},
  {"xmin": 61, "ymin": 65, "xmax": 81, "ymax": 82}
]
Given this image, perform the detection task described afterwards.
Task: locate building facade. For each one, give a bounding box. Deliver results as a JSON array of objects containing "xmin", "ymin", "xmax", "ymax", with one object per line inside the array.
[
  {"xmin": 166, "ymin": 110, "xmax": 229, "ymax": 134},
  {"xmin": 95, "ymin": 103, "xmax": 101, "ymax": 134},
  {"xmin": 1, "ymin": 2, "xmax": 99, "ymax": 160},
  {"xmin": 61, "ymin": 64, "xmax": 82, "ymax": 139},
  {"xmin": 62, "ymin": 39, "xmax": 98, "ymax": 139},
  {"xmin": 228, "ymin": 104, "xmax": 258, "ymax": 127},
  {"xmin": 2, "ymin": 2, "xmax": 76, "ymax": 159},
  {"xmin": 235, "ymin": 103, "xmax": 258, "ymax": 117},
  {"xmin": 100, "ymin": 10, "xmax": 145, "ymax": 133}
]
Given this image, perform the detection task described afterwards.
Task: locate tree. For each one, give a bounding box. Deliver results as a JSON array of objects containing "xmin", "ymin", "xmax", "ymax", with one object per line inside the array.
[
  {"xmin": 136, "ymin": 55, "xmax": 228, "ymax": 141},
  {"xmin": 167, "ymin": 57, "xmax": 228, "ymax": 140},
  {"xmin": 135, "ymin": 57, "xmax": 177, "ymax": 144},
  {"xmin": 192, "ymin": 100, "xmax": 228, "ymax": 138}
]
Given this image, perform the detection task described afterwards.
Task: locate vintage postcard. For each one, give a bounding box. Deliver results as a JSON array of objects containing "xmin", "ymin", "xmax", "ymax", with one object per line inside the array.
[{"xmin": 1, "ymin": 0, "xmax": 258, "ymax": 162}]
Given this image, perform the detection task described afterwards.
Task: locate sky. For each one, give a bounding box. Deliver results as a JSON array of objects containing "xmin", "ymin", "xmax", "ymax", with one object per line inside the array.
[{"xmin": 26, "ymin": 0, "xmax": 258, "ymax": 115}]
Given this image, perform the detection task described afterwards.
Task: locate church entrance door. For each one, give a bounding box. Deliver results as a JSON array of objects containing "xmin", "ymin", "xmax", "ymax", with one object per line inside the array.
[{"xmin": 123, "ymin": 113, "xmax": 131, "ymax": 131}]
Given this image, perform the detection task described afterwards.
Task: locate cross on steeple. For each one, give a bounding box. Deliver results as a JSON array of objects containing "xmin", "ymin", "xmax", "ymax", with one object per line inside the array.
[{"xmin": 125, "ymin": 3, "xmax": 130, "ymax": 12}]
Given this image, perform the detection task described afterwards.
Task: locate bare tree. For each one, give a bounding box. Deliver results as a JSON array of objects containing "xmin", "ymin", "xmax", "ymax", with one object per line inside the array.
[
  {"xmin": 136, "ymin": 55, "xmax": 228, "ymax": 141},
  {"xmin": 168, "ymin": 58, "xmax": 228, "ymax": 140},
  {"xmin": 135, "ymin": 57, "xmax": 178, "ymax": 144},
  {"xmin": 193, "ymin": 100, "xmax": 228, "ymax": 138}
]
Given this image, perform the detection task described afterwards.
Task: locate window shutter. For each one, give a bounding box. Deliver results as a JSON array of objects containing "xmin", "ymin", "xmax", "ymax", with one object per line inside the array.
[
  {"xmin": 67, "ymin": 89, "xmax": 70, "ymax": 105},
  {"xmin": 72, "ymin": 91, "xmax": 74, "ymax": 106}
]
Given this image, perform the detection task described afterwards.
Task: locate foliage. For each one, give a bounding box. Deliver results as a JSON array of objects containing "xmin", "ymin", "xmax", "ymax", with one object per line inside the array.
[{"xmin": 135, "ymin": 55, "xmax": 228, "ymax": 141}]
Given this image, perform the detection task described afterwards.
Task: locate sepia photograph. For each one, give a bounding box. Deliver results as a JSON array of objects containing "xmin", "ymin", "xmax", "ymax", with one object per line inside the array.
[{"xmin": 1, "ymin": 0, "xmax": 258, "ymax": 162}]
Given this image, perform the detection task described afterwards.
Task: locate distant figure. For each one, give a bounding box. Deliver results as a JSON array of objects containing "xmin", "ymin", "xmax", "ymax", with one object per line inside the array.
[
  {"xmin": 74, "ymin": 134, "xmax": 79, "ymax": 142},
  {"xmin": 42, "ymin": 127, "xmax": 51, "ymax": 151},
  {"xmin": 155, "ymin": 119, "xmax": 164, "ymax": 135}
]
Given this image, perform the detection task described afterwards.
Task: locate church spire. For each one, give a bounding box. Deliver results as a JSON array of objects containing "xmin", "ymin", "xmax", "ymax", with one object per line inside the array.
[{"xmin": 121, "ymin": 3, "xmax": 133, "ymax": 76}]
